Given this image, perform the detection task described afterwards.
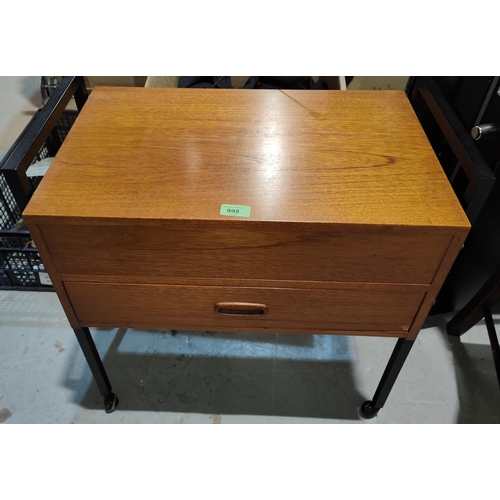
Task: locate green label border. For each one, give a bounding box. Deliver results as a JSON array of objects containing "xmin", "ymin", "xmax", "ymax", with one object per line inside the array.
[{"xmin": 220, "ymin": 204, "xmax": 251, "ymax": 217}]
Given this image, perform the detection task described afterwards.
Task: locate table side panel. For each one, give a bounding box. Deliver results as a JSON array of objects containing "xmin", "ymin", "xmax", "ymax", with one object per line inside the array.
[
  {"xmin": 407, "ymin": 234, "xmax": 468, "ymax": 340},
  {"xmin": 26, "ymin": 224, "xmax": 80, "ymax": 328}
]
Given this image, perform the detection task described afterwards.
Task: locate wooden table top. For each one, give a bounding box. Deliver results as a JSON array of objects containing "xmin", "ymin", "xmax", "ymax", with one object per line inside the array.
[{"xmin": 24, "ymin": 87, "xmax": 470, "ymax": 231}]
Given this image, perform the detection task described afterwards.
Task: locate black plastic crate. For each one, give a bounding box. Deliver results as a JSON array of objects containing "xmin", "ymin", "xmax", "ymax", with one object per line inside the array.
[
  {"xmin": 0, "ymin": 109, "xmax": 78, "ymax": 290},
  {"xmin": 0, "ymin": 243, "xmax": 47, "ymax": 289}
]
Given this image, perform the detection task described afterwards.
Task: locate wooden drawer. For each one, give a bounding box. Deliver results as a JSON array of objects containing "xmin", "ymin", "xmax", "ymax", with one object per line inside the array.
[
  {"xmin": 64, "ymin": 282, "xmax": 425, "ymax": 334},
  {"xmin": 42, "ymin": 223, "xmax": 452, "ymax": 285}
]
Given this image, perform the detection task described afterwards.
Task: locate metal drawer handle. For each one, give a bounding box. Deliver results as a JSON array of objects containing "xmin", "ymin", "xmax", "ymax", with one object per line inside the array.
[{"xmin": 215, "ymin": 302, "xmax": 268, "ymax": 316}]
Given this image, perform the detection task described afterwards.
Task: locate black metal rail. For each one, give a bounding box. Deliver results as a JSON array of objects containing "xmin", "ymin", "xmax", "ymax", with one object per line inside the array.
[
  {"xmin": 0, "ymin": 76, "xmax": 86, "ymax": 290},
  {"xmin": 0, "ymin": 76, "xmax": 87, "ymax": 212}
]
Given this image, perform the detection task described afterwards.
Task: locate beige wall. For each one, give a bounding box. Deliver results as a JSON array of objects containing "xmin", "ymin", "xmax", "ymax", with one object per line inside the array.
[
  {"xmin": 348, "ymin": 76, "xmax": 409, "ymax": 90},
  {"xmin": 84, "ymin": 76, "xmax": 147, "ymax": 88}
]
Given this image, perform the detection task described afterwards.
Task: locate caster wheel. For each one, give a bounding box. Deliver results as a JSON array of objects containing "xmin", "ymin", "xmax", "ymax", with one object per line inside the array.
[
  {"xmin": 104, "ymin": 393, "xmax": 119, "ymax": 414},
  {"xmin": 360, "ymin": 400, "xmax": 379, "ymax": 419}
]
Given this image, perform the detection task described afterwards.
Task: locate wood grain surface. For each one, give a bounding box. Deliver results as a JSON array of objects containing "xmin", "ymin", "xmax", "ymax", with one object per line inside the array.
[
  {"xmin": 64, "ymin": 282, "xmax": 425, "ymax": 333},
  {"xmin": 27, "ymin": 224, "xmax": 80, "ymax": 328},
  {"xmin": 407, "ymin": 234, "xmax": 467, "ymax": 339},
  {"xmin": 23, "ymin": 87, "xmax": 470, "ymax": 339},
  {"xmin": 24, "ymin": 87, "xmax": 470, "ymax": 231},
  {"xmin": 41, "ymin": 223, "xmax": 452, "ymax": 284}
]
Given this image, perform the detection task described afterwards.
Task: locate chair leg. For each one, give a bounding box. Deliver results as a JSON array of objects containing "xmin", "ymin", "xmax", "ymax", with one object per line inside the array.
[{"xmin": 482, "ymin": 306, "xmax": 500, "ymax": 391}]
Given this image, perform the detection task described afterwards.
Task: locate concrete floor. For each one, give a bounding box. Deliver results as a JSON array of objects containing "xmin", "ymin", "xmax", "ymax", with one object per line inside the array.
[
  {"xmin": 1, "ymin": 77, "xmax": 500, "ymax": 424},
  {"xmin": 1, "ymin": 290, "xmax": 500, "ymax": 424}
]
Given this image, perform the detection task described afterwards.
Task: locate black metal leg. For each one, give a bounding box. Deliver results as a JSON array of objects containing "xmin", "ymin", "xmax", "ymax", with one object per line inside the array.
[
  {"xmin": 360, "ymin": 338, "xmax": 414, "ymax": 419},
  {"xmin": 73, "ymin": 327, "xmax": 119, "ymax": 413},
  {"xmin": 482, "ymin": 306, "xmax": 500, "ymax": 391}
]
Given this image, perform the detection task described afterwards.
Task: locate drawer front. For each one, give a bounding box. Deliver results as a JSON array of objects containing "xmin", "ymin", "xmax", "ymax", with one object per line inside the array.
[
  {"xmin": 44, "ymin": 224, "xmax": 451, "ymax": 284},
  {"xmin": 65, "ymin": 282, "xmax": 425, "ymax": 333}
]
